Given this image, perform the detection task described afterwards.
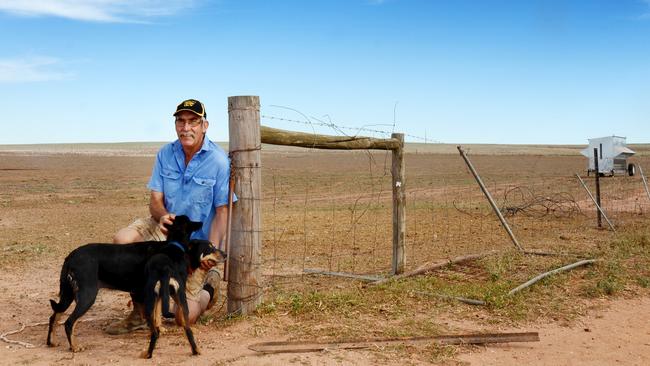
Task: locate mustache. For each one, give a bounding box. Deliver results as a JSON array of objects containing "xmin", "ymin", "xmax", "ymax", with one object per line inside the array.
[{"xmin": 179, "ymin": 132, "xmax": 195, "ymax": 138}]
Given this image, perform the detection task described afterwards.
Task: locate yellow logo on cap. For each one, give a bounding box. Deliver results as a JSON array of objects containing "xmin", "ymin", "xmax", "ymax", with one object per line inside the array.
[{"xmin": 183, "ymin": 100, "xmax": 196, "ymax": 107}]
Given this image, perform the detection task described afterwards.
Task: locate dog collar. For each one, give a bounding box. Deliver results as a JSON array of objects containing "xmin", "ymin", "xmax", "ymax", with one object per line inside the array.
[{"xmin": 168, "ymin": 241, "xmax": 186, "ymax": 252}]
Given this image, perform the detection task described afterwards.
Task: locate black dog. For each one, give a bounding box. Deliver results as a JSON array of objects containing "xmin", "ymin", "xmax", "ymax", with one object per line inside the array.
[
  {"xmin": 141, "ymin": 239, "xmax": 225, "ymax": 358},
  {"xmin": 46, "ymin": 215, "xmax": 202, "ymax": 352}
]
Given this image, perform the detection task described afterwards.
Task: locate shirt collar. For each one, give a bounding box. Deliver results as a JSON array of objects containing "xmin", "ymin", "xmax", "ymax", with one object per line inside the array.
[{"xmin": 199, "ymin": 135, "xmax": 214, "ymax": 153}]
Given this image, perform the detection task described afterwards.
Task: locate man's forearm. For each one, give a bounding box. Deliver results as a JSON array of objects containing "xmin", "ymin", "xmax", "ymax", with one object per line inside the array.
[
  {"xmin": 210, "ymin": 205, "xmax": 229, "ymax": 249},
  {"xmin": 149, "ymin": 191, "xmax": 168, "ymax": 222},
  {"xmin": 150, "ymin": 205, "xmax": 168, "ymax": 222}
]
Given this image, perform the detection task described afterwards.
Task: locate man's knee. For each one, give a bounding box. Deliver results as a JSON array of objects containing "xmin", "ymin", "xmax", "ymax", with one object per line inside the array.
[
  {"xmin": 113, "ymin": 228, "xmax": 143, "ymax": 244},
  {"xmin": 175, "ymin": 298, "xmax": 204, "ymax": 326}
]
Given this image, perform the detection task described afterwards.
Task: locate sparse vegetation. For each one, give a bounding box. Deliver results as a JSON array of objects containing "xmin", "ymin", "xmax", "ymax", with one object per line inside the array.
[{"xmin": 248, "ymin": 227, "xmax": 650, "ymax": 364}]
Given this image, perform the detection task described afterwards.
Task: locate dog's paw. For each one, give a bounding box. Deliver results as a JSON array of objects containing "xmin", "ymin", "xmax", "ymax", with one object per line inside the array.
[
  {"xmin": 46, "ymin": 341, "xmax": 58, "ymax": 347},
  {"xmin": 191, "ymin": 349, "xmax": 201, "ymax": 356},
  {"xmin": 70, "ymin": 345, "xmax": 85, "ymax": 353},
  {"xmin": 140, "ymin": 350, "xmax": 152, "ymax": 359}
]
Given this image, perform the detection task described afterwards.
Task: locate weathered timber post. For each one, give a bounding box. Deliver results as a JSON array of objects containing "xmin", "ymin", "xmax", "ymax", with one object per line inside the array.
[
  {"xmin": 391, "ymin": 133, "xmax": 405, "ymax": 275},
  {"xmin": 593, "ymin": 148, "xmax": 602, "ymax": 228},
  {"xmin": 457, "ymin": 146, "xmax": 524, "ymax": 252},
  {"xmin": 227, "ymin": 96, "xmax": 262, "ymax": 314}
]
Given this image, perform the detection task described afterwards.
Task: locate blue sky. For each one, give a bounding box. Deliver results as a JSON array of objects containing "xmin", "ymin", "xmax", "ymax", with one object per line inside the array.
[{"xmin": 0, "ymin": 0, "xmax": 649, "ymax": 145}]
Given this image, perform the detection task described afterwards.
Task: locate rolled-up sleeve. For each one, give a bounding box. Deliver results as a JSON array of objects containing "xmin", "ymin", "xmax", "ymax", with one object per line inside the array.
[
  {"xmin": 147, "ymin": 150, "xmax": 164, "ymax": 192},
  {"xmin": 213, "ymin": 153, "xmax": 233, "ymax": 207}
]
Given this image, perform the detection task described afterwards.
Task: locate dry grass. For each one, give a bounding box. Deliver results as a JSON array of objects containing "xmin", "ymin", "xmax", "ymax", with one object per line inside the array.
[{"xmin": 247, "ymin": 226, "xmax": 649, "ymax": 363}]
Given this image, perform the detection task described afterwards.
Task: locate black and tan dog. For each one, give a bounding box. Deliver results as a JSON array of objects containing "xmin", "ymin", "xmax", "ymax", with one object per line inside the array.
[
  {"xmin": 46, "ymin": 215, "xmax": 202, "ymax": 352},
  {"xmin": 141, "ymin": 238, "xmax": 225, "ymax": 358}
]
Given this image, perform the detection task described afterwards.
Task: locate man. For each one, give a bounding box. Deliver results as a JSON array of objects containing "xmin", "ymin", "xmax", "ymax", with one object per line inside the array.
[{"xmin": 106, "ymin": 98, "xmax": 232, "ymax": 334}]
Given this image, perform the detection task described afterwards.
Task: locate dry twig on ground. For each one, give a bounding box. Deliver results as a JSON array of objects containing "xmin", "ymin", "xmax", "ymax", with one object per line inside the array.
[{"xmin": 508, "ymin": 259, "xmax": 597, "ymax": 296}]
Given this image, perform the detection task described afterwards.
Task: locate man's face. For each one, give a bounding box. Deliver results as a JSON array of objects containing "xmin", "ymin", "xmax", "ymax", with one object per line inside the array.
[{"xmin": 174, "ymin": 111, "xmax": 208, "ymax": 150}]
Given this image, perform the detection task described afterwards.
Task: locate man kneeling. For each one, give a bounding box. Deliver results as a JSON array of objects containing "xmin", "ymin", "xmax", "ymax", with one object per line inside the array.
[{"xmin": 105, "ymin": 99, "xmax": 233, "ymax": 334}]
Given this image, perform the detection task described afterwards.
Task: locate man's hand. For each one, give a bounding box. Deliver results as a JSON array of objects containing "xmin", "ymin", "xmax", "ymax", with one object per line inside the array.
[{"xmin": 158, "ymin": 213, "xmax": 176, "ymax": 236}]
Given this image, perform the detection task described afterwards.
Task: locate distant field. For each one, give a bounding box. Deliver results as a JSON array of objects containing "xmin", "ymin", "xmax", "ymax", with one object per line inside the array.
[
  {"xmin": 2, "ymin": 141, "xmax": 649, "ymax": 156},
  {"xmin": 0, "ymin": 142, "xmax": 167, "ymax": 156}
]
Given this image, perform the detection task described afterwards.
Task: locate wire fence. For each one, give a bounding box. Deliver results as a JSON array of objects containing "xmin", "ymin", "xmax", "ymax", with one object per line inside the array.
[
  {"xmin": 261, "ymin": 113, "xmax": 441, "ymax": 143},
  {"xmin": 253, "ymin": 115, "xmax": 650, "ymax": 291}
]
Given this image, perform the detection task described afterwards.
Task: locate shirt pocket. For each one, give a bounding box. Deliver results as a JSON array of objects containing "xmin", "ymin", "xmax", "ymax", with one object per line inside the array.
[
  {"xmin": 191, "ymin": 176, "xmax": 216, "ymax": 205},
  {"xmin": 161, "ymin": 168, "xmax": 182, "ymax": 199}
]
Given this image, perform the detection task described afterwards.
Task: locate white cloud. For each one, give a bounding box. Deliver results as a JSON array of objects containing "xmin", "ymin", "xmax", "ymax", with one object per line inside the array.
[
  {"xmin": 0, "ymin": 56, "xmax": 71, "ymax": 83},
  {"xmin": 0, "ymin": 0, "xmax": 198, "ymax": 23}
]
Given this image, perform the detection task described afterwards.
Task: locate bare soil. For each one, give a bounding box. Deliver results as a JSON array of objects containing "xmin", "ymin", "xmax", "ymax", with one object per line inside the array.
[
  {"xmin": 458, "ymin": 296, "xmax": 650, "ymax": 366},
  {"xmin": 1, "ymin": 147, "xmax": 649, "ymax": 365}
]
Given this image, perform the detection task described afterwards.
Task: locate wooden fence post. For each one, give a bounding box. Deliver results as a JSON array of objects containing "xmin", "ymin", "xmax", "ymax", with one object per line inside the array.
[
  {"xmin": 593, "ymin": 148, "xmax": 602, "ymax": 228},
  {"xmin": 391, "ymin": 133, "xmax": 405, "ymax": 275},
  {"xmin": 227, "ymin": 96, "xmax": 262, "ymax": 314},
  {"xmin": 457, "ymin": 146, "xmax": 524, "ymax": 252}
]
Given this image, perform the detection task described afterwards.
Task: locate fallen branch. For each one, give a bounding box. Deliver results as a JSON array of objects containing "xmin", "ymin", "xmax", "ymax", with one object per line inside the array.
[
  {"xmin": 0, "ymin": 323, "xmax": 35, "ymax": 348},
  {"xmin": 523, "ymin": 249, "xmax": 573, "ymax": 257},
  {"xmin": 0, "ymin": 318, "xmax": 112, "ymax": 348},
  {"xmin": 414, "ymin": 291, "xmax": 486, "ymax": 306},
  {"xmin": 508, "ymin": 259, "xmax": 597, "ymax": 296},
  {"xmin": 249, "ymin": 332, "xmax": 539, "ymax": 354},
  {"xmin": 303, "ymin": 269, "xmax": 383, "ymax": 282},
  {"xmin": 369, "ymin": 251, "xmax": 498, "ymax": 286}
]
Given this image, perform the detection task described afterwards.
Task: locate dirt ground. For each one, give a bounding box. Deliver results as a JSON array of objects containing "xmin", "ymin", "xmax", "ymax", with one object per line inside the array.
[
  {"xmin": 458, "ymin": 296, "xmax": 650, "ymax": 366},
  {"xmin": 2, "ymin": 265, "xmax": 649, "ymax": 366},
  {"xmin": 1, "ymin": 147, "xmax": 649, "ymax": 365}
]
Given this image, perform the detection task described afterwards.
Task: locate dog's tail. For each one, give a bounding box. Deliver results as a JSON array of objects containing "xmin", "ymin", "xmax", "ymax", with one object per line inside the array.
[
  {"xmin": 160, "ymin": 274, "xmax": 175, "ymax": 319},
  {"xmin": 50, "ymin": 268, "xmax": 75, "ymax": 313}
]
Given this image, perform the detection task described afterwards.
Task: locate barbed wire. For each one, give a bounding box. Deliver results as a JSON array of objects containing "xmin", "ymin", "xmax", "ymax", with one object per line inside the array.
[
  {"xmin": 261, "ymin": 114, "xmax": 441, "ymax": 143},
  {"xmin": 453, "ymin": 186, "xmax": 583, "ymax": 219},
  {"xmin": 500, "ymin": 186, "xmax": 583, "ymax": 218}
]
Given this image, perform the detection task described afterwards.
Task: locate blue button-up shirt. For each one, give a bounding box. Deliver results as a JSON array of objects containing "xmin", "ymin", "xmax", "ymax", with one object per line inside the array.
[{"xmin": 148, "ymin": 136, "xmax": 233, "ymax": 240}]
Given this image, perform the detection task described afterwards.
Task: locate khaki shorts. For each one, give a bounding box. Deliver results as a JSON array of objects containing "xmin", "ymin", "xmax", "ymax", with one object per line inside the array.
[
  {"xmin": 127, "ymin": 216, "xmax": 205, "ymax": 302},
  {"xmin": 127, "ymin": 217, "xmax": 166, "ymax": 242}
]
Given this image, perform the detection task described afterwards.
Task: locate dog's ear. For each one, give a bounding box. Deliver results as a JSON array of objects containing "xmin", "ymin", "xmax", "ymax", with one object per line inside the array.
[
  {"xmin": 174, "ymin": 215, "xmax": 189, "ymax": 225},
  {"xmin": 217, "ymin": 249, "xmax": 227, "ymax": 260},
  {"xmin": 190, "ymin": 221, "xmax": 202, "ymax": 232}
]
